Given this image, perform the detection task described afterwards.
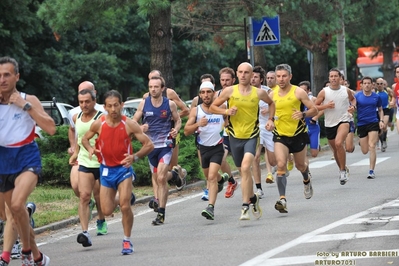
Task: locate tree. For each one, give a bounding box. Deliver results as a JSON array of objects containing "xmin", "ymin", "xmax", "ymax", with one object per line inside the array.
[{"xmin": 345, "ymin": 0, "xmax": 399, "ymax": 86}]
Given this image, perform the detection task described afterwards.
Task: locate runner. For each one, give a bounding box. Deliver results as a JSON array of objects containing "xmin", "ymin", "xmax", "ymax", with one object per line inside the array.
[
  {"xmin": 210, "ymin": 62, "xmax": 275, "ymax": 220},
  {"xmin": 0, "ymin": 56, "xmax": 53, "ymax": 265},
  {"xmin": 134, "ymin": 76, "xmax": 187, "ymax": 225},
  {"xmin": 270, "ymin": 64, "xmax": 317, "ymax": 214},
  {"xmin": 184, "ymin": 81, "xmax": 228, "ymax": 220},
  {"xmin": 82, "ymin": 90, "xmax": 153, "ymax": 254}
]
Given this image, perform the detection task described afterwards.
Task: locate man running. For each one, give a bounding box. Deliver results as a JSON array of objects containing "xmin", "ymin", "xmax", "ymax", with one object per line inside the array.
[
  {"xmin": 270, "ymin": 64, "xmax": 317, "ymax": 214},
  {"xmin": 69, "ymin": 89, "xmax": 107, "ymax": 247},
  {"xmin": 0, "ymin": 56, "xmax": 54, "ymax": 265},
  {"xmin": 355, "ymin": 77, "xmax": 384, "ymax": 179},
  {"xmin": 315, "ymin": 68, "xmax": 356, "ymax": 185},
  {"xmin": 210, "ymin": 62, "xmax": 275, "ymax": 220},
  {"xmin": 82, "ymin": 90, "xmax": 153, "ymax": 254},
  {"xmin": 134, "ymin": 76, "xmax": 187, "ymax": 225},
  {"xmin": 184, "ymin": 81, "xmax": 228, "ymax": 220}
]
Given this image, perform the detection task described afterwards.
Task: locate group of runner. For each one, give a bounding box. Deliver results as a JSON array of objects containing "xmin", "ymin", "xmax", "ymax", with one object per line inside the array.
[{"xmin": 2, "ymin": 55, "xmax": 399, "ymax": 264}]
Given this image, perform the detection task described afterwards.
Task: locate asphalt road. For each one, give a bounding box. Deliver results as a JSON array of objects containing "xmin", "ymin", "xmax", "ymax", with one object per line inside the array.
[{"xmin": 32, "ymin": 131, "xmax": 399, "ymax": 266}]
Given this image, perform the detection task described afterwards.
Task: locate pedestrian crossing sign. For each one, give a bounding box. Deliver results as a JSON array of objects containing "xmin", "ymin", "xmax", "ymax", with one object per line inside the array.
[{"xmin": 252, "ymin": 16, "xmax": 280, "ymax": 46}]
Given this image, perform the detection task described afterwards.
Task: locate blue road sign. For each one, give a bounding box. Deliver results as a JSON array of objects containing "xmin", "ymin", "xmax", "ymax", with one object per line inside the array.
[{"xmin": 252, "ymin": 16, "xmax": 280, "ymax": 46}]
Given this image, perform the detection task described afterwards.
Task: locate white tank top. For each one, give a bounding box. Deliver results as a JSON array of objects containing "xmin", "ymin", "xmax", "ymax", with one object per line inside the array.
[
  {"xmin": 0, "ymin": 92, "xmax": 36, "ymax": 147},
  {"xmin": 196, "ymin": 105, "xmax": 224, "ymax": 146},
  {"xmin": 323, "ymin": 86, "xmax": 351, "ymax": 127},
  {"xmin": 258, "ymin": 85, "xmax": 271, "ymax": 127}
]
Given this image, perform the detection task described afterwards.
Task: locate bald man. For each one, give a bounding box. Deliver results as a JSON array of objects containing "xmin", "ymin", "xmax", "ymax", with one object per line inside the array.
[{"xmin": 210, "ymin": 62, "xmax": 275, "ymax": 221}]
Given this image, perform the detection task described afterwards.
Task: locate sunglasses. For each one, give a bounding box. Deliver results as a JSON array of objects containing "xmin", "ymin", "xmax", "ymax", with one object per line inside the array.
[{"xmin": 376, "ymin": 83, "xmax": 384, "ymax": 85}]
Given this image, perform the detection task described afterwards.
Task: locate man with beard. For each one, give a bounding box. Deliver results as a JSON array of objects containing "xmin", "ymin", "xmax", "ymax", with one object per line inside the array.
[{"xmin": 184, "ymin": 81, "xmax": 228, "ymax": 220}]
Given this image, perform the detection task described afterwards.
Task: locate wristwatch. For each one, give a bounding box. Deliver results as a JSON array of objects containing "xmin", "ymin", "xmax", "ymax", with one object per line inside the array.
[
  {"xmin": 23, "ymin": 102, "xmax": 32, "ymax": 111},
  {"xmin": 133, "ymin": 154, "xmax": 139, "ymax": 162}
]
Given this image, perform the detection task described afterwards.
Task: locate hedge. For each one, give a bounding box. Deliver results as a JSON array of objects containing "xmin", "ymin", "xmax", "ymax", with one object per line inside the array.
[{"xmin": 36, "ymin": 118, "xmax": 202, "ymax": 186}]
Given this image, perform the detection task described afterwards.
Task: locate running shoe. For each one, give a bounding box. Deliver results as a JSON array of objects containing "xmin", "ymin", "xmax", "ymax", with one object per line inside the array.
[
  {"xmin": 390, "ymin": 124, "xmax": 394, "ymax": 131},
  {"xmin": 251, "ymin": 194, "xmax": 262, "ymax": 219},
  {"xmin": 339, "ymin": 170, "xmax": 348, "ymax": 185},
  {"xmin": 275, "ymin": 198, "xmax": 288, "ymax": 213},
  {"xmin": 218, "ymin": 173, "xmax": 229, "ymax": 193},
  {"xmin": 239, "ymin": 206, "xmax": 250, "ymax": 220},
  {"xmin": 77, "ymin": 231, "xmax": 92, "ymax": 247},
  {"xmin": 172, "ymin": 165, "xmax": 187, "ymax": 191},
  {"xmin": 255, "ymin": 188, "xmax": 264, "ymax": 199},
  {"xmin": 148, "ymin": 197, "xmax": 159, "ymax": 212},
  {"xmin": 26, "ymin": 202, "xmax": 36, "ymax": 228},
  {"xmin": 201, "ymin": 206, "xmax": 214, "ymax": 220},
  {"xmin": 21, "ymin": 253, "xmax": 34, "ymax": 266},
  {"xmin": 34, "ymin": 253, "xmax": 50, "ymax": 266},
  {"xmin": 11, "ymin": 240, "xmax": 21, "ymax": 259},
  {"xmin": 88, "ymin": 198, "xmax": 95, "ymax": 221},
  {"xmin": 224, "ymin": 181, "xmax": 238, "ymax": 198},
  {"xmin": 0, "ymin": 258, "xmax": 8, "ymax": 266},
  {"xmin": 304, "ymin": 179, "xmax": 313, "ymax": 199},
  {"xmin": 121, "ymin": 239, "xmax": 134, "ymax": 255},
  {"xmin": 152, "ymin": 213, "xmax": 164, "ymax": 226},
  {"xmin": 201, "ymin": 189, "xmax": 209, "ymax": 201},
  {"xmin": 287, "ymin": 159, "xmax": 294, "ymax": 171},
  {"xmin": 367, "ymin": 170, "xmax": 376, "ymax": 179},
  {"xmin": 130, "ymin": 192, "xmax": 136, "ymax": 206},
  {"xmin": 265, "ymin": 172, "xmax": 274, "ymax": 184},
  {"xmin": 96, "ymin": 219, "xmax": 108, "ymax": 235},
  {"xmin": 331, "ymin": 154, "xmax": 335, "ymax": 160}
]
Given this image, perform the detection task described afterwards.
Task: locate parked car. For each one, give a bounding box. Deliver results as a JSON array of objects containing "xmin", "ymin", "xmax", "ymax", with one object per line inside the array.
[
  {"xmin": 35, "ymin": 98, "xmax": 74, "ymax": 138},
  {"xmin": 185, "ymin": 100, "xmax": 193, "ymax": 108},
  {"xmin": 122, "ymin": 98, "xmax": 142, "ymax": 118}
]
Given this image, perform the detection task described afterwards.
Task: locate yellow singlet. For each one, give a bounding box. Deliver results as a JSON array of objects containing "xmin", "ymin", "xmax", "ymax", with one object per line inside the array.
[
  {"xmin": 273, "ymin": 85, "xmax": 307, "ymax": 137},
  {"xmin": 227, "ymin": 85, "xmax": 259, "ymax": 139}
]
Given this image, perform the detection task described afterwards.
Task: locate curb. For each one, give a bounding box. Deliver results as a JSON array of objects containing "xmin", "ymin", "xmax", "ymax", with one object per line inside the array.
[{"xmin": 34, "ymin": 144, "xmax": 332, "ymax": 235}]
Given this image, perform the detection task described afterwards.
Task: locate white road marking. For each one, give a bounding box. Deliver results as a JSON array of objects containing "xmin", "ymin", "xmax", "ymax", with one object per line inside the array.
[
  {"xmin": 347, "ymin": 215, "xmax": 399, "ymax": 224},
  {"xmin": 240, "ymin": 198, "xmax": 399, "ymax": 266},
  {"xmin": 350, "ymin": 157, "xmax": 390, "ymax": 166},
  {"xmin": 306, "ymin": 230, "xmax": 399, "ymax": 243},
  {"xmin": 309, "ymin": 161, "xmax": 336, "ymax": 169}
]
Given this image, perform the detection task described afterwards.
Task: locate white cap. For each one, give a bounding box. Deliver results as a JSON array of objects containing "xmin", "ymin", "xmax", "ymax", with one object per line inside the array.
[{"xmin": 199, "ymin": 81, "xmax": 215, "ymax": 91}]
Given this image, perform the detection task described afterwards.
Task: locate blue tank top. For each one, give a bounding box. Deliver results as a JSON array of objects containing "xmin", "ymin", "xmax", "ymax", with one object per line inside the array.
[{"xmin": 142, "ymin": 97, "xmax": 172, "ymax": 148}]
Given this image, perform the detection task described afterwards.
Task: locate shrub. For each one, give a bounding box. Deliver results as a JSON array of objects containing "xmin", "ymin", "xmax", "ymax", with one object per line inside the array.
[
  {"xmin": 36, "ymin": 126, "xmax": 71, "ymax": 184},
  {"xmin": 37, "ymin": 120, "xmax": 203, "ymax": 186}
]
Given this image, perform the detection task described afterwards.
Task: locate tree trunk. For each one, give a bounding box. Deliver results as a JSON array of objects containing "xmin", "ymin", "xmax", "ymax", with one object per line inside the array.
[
  {"xmin": 254, "ymin": 46, "xmax": 267, "ymax": 70},
  {"xmin": 313, "ymin": 49, "xmax": 329, "ymax": 95},
  {"xmin": 148, "ymin": 5, "xmax": 174, "ymax": 88},
  {"xmin": 381, "ymin": 41, "xmax": 395, "ymax": 86}
]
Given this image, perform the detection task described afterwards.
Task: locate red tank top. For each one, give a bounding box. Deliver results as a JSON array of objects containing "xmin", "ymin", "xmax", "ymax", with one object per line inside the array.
[{"xmin": 96, "ymin": 115, "xmax": 133, "ymax": 167}]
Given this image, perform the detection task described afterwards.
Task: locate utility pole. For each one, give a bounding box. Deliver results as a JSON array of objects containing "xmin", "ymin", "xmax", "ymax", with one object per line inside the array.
[{"xmin": 337, "ymin": 12, "xmax": 347, "ymax": 79}]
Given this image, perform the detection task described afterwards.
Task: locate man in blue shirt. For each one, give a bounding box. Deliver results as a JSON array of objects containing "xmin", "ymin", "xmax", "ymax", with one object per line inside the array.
[{"xmin": 355, "ymin": 76, "xmax": 384, "ymax": 179}]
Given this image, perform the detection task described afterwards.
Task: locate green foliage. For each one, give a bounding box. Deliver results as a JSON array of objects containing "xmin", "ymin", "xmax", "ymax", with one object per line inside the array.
[
  {"xmin": 36, "ymin": 126, "xmax": 71, "ymax": 184},
  {"xmin": 37, "ymin": 121, "xmax": 202, "ymax": 186}
]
